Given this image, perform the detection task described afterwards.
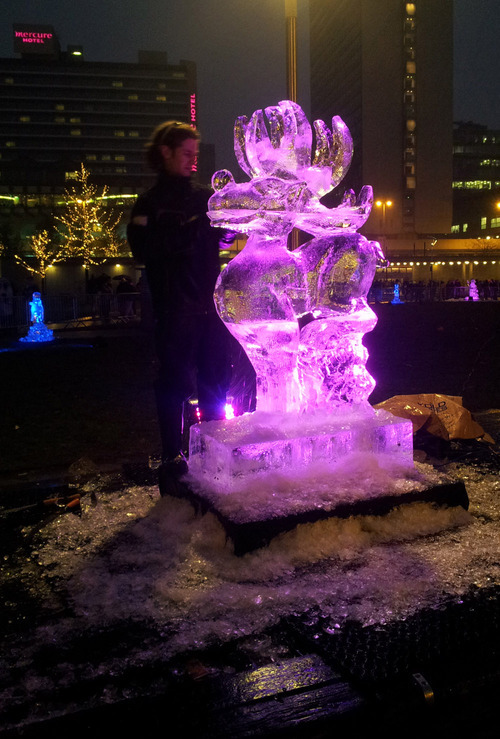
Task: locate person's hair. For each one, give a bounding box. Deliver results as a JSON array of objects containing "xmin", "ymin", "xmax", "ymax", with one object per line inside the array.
[{"xmin": 146, "ymin": 121, "xmax": 200, "ymax": 172}]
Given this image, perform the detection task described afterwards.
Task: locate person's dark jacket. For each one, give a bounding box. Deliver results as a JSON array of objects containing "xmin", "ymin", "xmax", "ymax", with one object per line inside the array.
[{"xmin": 127, "ymin": 173, "xmax": 225, "ymax": 317}]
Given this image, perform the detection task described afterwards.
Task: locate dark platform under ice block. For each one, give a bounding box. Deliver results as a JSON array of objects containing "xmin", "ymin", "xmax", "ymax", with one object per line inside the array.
[{"xmin": 169, "ymin": 479, "xmax": 469, "ymax": 556}]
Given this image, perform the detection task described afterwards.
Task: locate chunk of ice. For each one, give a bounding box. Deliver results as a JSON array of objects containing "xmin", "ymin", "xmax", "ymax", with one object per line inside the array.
[{"xmin": 189, "ymin": 407, "xmax": 413, "ymax": 493}]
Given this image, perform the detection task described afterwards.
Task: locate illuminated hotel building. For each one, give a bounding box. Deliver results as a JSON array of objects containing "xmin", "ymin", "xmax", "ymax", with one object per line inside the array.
[
  {"xmin": 309, "ymin": 0, "xmax": 454, "ymax": 249},
  {"xmin": 0, "ymin": 25, "xmax": 210, "ymax": 220}
]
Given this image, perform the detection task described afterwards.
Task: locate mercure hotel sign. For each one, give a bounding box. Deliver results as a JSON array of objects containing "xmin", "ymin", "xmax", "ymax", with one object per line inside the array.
[{"xmin": 13, "ymin": 24, "xmax": 58, "ymax": 55}]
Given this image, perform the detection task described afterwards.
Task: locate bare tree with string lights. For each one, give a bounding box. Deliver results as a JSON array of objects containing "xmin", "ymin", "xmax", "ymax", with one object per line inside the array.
[{"xmin": 54, "ymin": 164, "xmax": 124, "ymax": 269}]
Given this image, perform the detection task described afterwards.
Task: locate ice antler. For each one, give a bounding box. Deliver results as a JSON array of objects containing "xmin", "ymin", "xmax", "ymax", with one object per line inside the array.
[{"xmin": 233, "ymin": 100, "xmax": 353, "ymax": 197}]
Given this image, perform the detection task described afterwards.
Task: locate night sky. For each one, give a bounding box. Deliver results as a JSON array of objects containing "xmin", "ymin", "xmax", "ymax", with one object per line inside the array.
[{"xmin": 1, "ymin": 0, "xmax": 498, "ymax": 171}]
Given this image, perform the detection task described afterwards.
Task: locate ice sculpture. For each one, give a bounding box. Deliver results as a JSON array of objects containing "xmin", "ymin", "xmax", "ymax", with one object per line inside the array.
[
  {"xmin": 468, "ymin": 279, "xmax": 479, "ymax": 301},
  {"xmin": 391, "ymin": 281, "xmax": 403, "ymax": 304},
  {"xmin": 189, "ymin": 101, "xmax": 412, "ymax": 491},
  {"xmin": 20, "ymin": 292, "xmax": 54, "ymax": 343},
  {"xmin": 209, "ymin": 101, "xmax": 382, "ymax": 413}
]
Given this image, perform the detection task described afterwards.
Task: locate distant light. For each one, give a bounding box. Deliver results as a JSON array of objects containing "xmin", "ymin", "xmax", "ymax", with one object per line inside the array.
[
  {"xmin": 225, "ymin": 403, "xmax": 235, "ymax": 420},
  {"xmin": 71, "ymin": 50, "xmax": 82, "ymax": 56}
]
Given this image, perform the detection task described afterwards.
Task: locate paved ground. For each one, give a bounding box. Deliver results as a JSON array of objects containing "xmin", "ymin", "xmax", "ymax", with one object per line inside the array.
[{"xmin": 1, "ymin": 302, "xmax": 499, "ymax": 737}]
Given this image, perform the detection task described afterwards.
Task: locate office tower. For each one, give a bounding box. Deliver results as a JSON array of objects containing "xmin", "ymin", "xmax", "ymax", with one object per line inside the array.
[{"xmin": 309, "ymin": 0, "xmax": 453, "ymax": 242}]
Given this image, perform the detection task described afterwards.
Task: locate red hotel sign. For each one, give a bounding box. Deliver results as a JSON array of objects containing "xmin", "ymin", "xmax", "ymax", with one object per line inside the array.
[{"xmin": 13, "ymin": 24, "xmax": 58, "ymax": 55}]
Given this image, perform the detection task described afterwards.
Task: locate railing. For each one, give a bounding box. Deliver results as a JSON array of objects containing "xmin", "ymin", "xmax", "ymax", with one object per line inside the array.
[
  {"xmin": 0, "ymin": 293, "xmax": 142, "ymax": 330},
  {"xmin": 368, "ymin": 283, "xmax": 500, "ymax": 303}
]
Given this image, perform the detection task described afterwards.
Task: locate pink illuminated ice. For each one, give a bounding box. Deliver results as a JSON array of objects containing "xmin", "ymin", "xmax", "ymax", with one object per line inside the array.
[{"xmin": 209, "ymin": 100, "xmax": 383, "ymax": 413}]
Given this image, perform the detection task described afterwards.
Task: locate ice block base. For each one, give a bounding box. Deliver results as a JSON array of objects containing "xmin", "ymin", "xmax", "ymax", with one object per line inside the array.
[{"xmin": 189, "ymin": 407, "xmax": 414, "ymax": 492}]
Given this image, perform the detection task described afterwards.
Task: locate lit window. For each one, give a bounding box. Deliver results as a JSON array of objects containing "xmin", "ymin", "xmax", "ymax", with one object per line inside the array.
[
  {"xmin": 158, "ymin": 82, "xmax": 166, "ymax": 89},
  {"xmin": 19, "ymin": 115, "xmax": 30, "ymax": 122},
  {"xmin": 406, "ymin": 3, "xmax": 416, "ymax": 15},
  {"xmin": 406, "ymin": 176, "xmax": 416, "ymax": 189},
  {"xmin": 55, "ymin": 116, "xmax": 65, "ymax": 123},
  {"xmin": 114, "ymin": 130, "xmax": 125, "ymax": 137},
  {"xmin": 491, "ymin": 218, "xmax": 500, "ymax": 228},
  {"xmin": 4, "ymin": 77, "xmax": 14, "ymax": 84},
  {"xmin": 172, "ymin": 72, "xmax": 186, "ymax": 79},
  {"xmin": 55, "ymin": 104, "xmax": 65, "ymax": 111},
  {"xmin": 102, "ymin": 155, "xmax": 111, "ymax": 161},
  {"xmin": 114, "ymin": 155, "xmax": 125, "ymax": 161},
  {"xmin": 70, "ymin": 129, "xmax": 81, "ymax": 136},
  {"xmin": 112, "ymin": 81, "xmax": 123, "ymax": 88},
  {"xmin": 406, "ymin": 119, "xmax": 416, "ymax": 132},
  {"xmin": 65, "ymin": 171, "xmax": 79, "ymax": 180},
  {"xmin": 406, "ymin": 61, "xmax": 416, "ymax": 74},
  {"xmin": 481, "ymin": 217, "xmax": 487, "ymax": 229},
  {"xmin": 70, "ymin": 117, "xmax": 81, "ymax": 124},
  {"xmin": 128, "ymin": 131, "xmax": 139, "ymax": 137},
  {"xmin": 156, "ymin": 95, "xmax": 167, "ymax": 102},
  {"xmin": 6, "ymin": 141, "xmax": 16, "ymax": 148},
  {"xmin": 86, "ymin": 154, "xmax": 97, "ymax": 161},
  {"xmin": 128, "ymin": 94, "xmax": 138, "ymax": 101}
]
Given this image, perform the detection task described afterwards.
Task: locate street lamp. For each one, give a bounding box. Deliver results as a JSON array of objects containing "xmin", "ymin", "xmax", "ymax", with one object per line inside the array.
[
  {"xmin": 285, "ymin": 1, "xmax": 298, "ymax": 249},
  {"xmin": 375, "ymin": 199, "xmax": 393, "ymax": 263},
  {"xmin": 285, "ymin": 0, "xmax": 297, "ymax": 102}
]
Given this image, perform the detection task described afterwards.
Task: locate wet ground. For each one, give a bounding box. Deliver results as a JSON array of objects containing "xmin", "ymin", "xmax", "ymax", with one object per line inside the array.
[{"xmin": 1, "ymin": 302, "xmax": 500, "ymax": 737}]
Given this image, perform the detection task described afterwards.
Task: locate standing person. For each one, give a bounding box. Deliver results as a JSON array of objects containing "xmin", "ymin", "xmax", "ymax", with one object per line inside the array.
[{"xmin": 127, "ymin": 121, "xmax": 232, "ymax": 496}]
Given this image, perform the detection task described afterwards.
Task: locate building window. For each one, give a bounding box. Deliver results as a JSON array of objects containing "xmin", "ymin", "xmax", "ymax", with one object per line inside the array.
[
  {"xmin": 462, "ymin": 224, "xmax": 468, "ymax": 232},
  {"xmin": 451, "ymin": 225, "xmax": 460, "ymax": 233},
  {"xmin": 406, "ymin": 3, "xmax": 416, "ymax": 15},
  {"xmin": 4, "ymin": 77, "xmax": 14, "ymax": 84},
  {"xmin": 70, "ymin": 117, "xmax": 81, "ymax": 124},
  {"xmin": 406, "ymin": 61, "xmax": 416, "ymax": 74},
  {"xmin": 406, "ymin": 119, "xmax": 416, "ymax": 132},
  {"xmin": 55, "ymin": 104, "xmax": 65, "ymax": 111},
  {"xmin": 156, "ymin": 95, "xmax": 167, "ymax": 102},
  {"xmin": 55, "ymin": 116, "xmax": 65, "ymax": 123},
  {"xmin": 70, "ymin": 129, "xmax": 81, "ymax": 136},
  {"xmin": 6, "ymin": 141, "xmax": 16, "ymax": 148},
  {"xmin": 128, "ymin": 94, "xmax": 138, "ymax": 100},
  {"xmin": 114, "ymin": 155, "xmax": 125, "ymax": 161},
  {"xmin": 86, "ymin": 154, "xmax": 97, "ymax": 161},
  {"xmin": 19, "ymin": 115, "xmax": 30, "ymax": 122},
  {"xmin": 112, "ymin": 81, "xmax": 123, "ymax": 88},
  {"xmin": 491, "ymin": 217, "xmax": 500, "ymax": 228},
  {"xmin": 406, "ymin": 176, "xmax": 416, "ymax": 189},
  {"xmin": 481, "ymin": 217, "xmax": 487, "ymax": 229},
  {"xmin": 128, "ymin": 131, "xmax": 139, "ymax": 137},
  {"xmin": 114, "ymin": 130, "xmax": 125, "ymax": 137},
  {"xmin": 65, "ymin": 171, "xmax": 79, "ymax": 180},
  {"xmin": 102, "ymin": 155, "xmax": 111, "ymax": 161}
]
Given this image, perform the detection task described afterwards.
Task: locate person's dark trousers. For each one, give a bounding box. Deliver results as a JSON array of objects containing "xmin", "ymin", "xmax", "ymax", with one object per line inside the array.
[{"xmin": 154, "ymin": 311, "xmax": 231, "ymax": 462}]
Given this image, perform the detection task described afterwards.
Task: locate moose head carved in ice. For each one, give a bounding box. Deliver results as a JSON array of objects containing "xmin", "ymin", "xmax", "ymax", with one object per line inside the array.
[{"xmin": 209, "ymin": 100, "xmax": 383, "ymax": 414}]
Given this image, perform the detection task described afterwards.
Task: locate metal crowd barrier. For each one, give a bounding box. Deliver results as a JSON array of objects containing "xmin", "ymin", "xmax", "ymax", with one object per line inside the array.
[{"xmin": 0, "ymin": 293, "xmax": 141, "ymax": 330}]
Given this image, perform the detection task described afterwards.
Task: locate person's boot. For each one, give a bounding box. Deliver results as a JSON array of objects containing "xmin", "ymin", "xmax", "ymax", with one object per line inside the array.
[{"xmin": 158, "ymin": 453, "xmax": 189, "ymax": 498}]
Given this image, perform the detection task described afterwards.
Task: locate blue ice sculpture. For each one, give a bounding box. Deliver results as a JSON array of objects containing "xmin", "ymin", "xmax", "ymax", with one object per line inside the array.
[
  {"xmin": 20, "ymin": 292, "xmax": 54, "ymax": 343},
  {"xmin": 391, "ymin": 281, "xmax": 403, "ymax": 304}
]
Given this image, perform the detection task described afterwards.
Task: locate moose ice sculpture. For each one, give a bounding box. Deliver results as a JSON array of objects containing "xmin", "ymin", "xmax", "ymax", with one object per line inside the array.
[
  {"xmin": 189, "ymin": 101, "xmax": 413, "ymax": 491},
  {"xmin": 209, "ymin": 100, "xmax": 382, "ymax": 413}
]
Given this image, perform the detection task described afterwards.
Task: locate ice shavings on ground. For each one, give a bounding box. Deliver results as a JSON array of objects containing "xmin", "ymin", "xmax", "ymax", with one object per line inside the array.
[
  {"xmin": 187, "ymin": 456, "xmax": 443, "ymax": 522},
  {"xmin": 1, "ymin": 461, "xmax": 500, "ymax": 729}
]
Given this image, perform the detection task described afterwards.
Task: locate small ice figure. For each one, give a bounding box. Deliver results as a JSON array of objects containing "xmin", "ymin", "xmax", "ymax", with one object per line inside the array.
[
  {"xmin": 208, "ymin": 101, "xmax": 383, "ymax": 413},
  {"xmin": 391, "ymin": 281, "xmax": 403, "ymax": 304},
  {"xmin": 20, "ymin": 292, "xmax": 54, "ymax": 343},
  {"xmin": 468, "ymin": 279, "xmax": 479, "ymax": 301}
]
